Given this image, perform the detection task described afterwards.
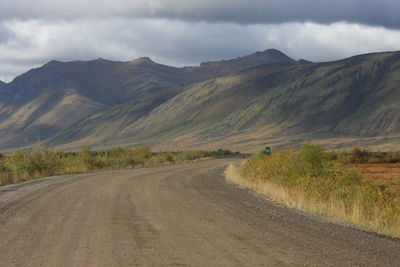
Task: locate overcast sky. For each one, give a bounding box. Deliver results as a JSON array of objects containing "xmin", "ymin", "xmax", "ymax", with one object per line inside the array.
[{"xmin": 0, "ymin": 0, "xmax": 400, "ymax": 82}]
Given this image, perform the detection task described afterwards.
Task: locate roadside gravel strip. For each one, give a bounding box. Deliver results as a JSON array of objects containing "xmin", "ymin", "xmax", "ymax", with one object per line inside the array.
[
  {"xmin": 1, "ymin": 159, "xmax": 400, "ymax": 266},
  {"xmin": 0, "ymin": 173, "xmax": 87, "ymax": 222}
]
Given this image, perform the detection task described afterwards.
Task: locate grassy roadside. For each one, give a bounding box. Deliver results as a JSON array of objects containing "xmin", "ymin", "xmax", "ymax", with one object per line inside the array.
[
  {"xmin": 0, "ymin": 143, "xmax": 238, "ymax": 186},
  {"xmin": 225, "ymin": 143, "xmax": 400, "ymax": 238}
]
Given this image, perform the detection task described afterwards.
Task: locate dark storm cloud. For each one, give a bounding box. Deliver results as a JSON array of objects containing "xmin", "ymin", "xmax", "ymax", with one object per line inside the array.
[
  {"xmin": 0, "ymin": 0, "xmax": 399, "ymax": 28},
  {"xmin": 1, "ymin": 1, "xmax": 400, "ymax": 81},
  {"xmin": 149, "ymin": 0, "xmax": 400, "ymax": 29}
]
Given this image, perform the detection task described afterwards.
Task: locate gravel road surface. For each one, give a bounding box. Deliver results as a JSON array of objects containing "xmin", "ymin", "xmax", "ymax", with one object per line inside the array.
[{"xmin": 1, "ymin": 159, "xmax": 399, "ymax": 266}]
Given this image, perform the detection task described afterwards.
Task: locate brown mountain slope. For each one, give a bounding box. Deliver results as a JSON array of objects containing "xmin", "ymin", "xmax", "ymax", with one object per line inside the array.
[
  {"xmin": 57, "ymin": 51, "xmax": 400, "ymax": 151},
  {"xmin": 0, "ymin": 59, "xmax": 177, "ymax": 148},
  {"xmin": 50, "ymin": 86, "xmax": 183, "ymax": 146},
  {"xmin": 0, "ymin": 49, "xmax": 295, "ymax": 149}
]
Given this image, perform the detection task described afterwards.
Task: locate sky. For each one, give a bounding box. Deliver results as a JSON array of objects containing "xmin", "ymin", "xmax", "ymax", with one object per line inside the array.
[{"xmin": 0, "ymin": 0, "xmax": 400, "ymax": 82}]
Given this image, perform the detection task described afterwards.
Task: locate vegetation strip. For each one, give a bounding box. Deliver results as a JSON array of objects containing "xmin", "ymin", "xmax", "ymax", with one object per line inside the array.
[
  {"xmin": 0, "ymin": 143, "xmax": 238, "ymax": 186},
  {"xmin": 225, "ymin": 143, "xmax": 400, "ymax": 238}
]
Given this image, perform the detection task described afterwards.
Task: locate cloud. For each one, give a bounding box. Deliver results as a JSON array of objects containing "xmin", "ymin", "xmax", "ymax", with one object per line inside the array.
[
  {"xmin": 1, "ymin": 1, "xmax": 400, "ymax": 81},
  {"xmin": 0, "ymin": 0, "xmax": 399, "ymax": 28},
  {"xmin": 1, "ymin": 18, "xmax": 400, "ymax": 82}
]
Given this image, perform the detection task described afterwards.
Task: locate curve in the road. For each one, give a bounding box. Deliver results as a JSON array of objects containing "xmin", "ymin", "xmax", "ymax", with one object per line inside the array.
[{"xmin": 1, "ymin": 159, "xmax": 399, "ymax": 266}]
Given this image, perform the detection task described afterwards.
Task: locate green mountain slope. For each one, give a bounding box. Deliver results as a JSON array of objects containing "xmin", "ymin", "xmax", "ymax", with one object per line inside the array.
[{"xmin": 55, "ymin": 51, "xmax": 400, "ymax": 151}]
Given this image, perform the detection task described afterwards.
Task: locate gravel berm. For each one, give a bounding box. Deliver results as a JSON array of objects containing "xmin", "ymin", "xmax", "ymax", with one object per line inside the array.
[{"xmin": 1, "ymin": 158, "xmax": 399, "ymax": 266}]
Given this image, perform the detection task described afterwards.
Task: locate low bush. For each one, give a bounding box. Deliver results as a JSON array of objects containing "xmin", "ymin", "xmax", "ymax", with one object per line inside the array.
[
  {"xmin": 230, "ymin": 143, "xmax": 400, "ymax": 237},
  {"xmin": 335, "ymin": 148, "xmax": 400, "ymax": 164},
  {"xmin": 5, "ymin": 143, "xmax": 62, "ymax": 175},
  {"xmin": 0, "ymin": 144, "xmax": 238, "ymax": 186}
]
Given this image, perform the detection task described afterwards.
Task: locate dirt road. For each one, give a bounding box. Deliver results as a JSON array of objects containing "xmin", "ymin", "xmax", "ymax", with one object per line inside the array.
[{"xmin": 1, "ymin": 159, "xmax": 399, "ymax": 266}]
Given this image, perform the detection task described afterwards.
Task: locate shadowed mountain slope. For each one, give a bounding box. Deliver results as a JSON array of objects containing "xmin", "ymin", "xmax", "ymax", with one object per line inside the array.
[
  {"xmin": 0, "ymin": 49, "xmax": 295, "ymax": 149},
  {"xmin": 52, "ymin": 51, "xmax": 400, "ymax": 151},
  {"xmin": 186, "ymin": 49, "xmax": 296, "ymax": 79},
  {"xmin": 297, "ymin": 59, "xmax": 313, "ymax": 64}
]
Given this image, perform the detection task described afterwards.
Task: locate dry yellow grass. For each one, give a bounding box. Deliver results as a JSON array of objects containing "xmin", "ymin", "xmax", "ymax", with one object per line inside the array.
[
  {"xmin": 225, "ymin": 164, "xmax": 291, "ymax": 206},
  {"xmin": 225, "ymin": 163, "xmax": 400, "ymax": 237}
]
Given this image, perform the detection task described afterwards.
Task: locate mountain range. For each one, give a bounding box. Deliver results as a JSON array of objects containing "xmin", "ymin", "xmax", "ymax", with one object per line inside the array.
[{"xmin": 1, "ymin": 49, "xmax": 400, "ymax": 151}]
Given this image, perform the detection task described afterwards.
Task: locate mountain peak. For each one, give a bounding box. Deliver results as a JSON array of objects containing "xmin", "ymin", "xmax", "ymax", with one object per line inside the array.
[
  {"xmin": 297, "ymin": 59, "xmax": 313, "ymax": 64},
  {"xmin": 93, "ymin": 57, "xmax": 111, "ymax": 62},
  {"xmin": 200, "ymin": 48, "xmax": 295, "ymax": 68},
  {"xmin": 45, "ymin": 60, "xmax": 63, "ymax": 66},
  {"xmin": 129, "ymin": 57, "xmax": 154, "ymax": 65},
  {"xmin": 248, "ymin": 48, "xmax": 294, "ymax": 61},
  {"xmin": 262, "ymin": 48, "xmax": 284, "ymax": 53}
]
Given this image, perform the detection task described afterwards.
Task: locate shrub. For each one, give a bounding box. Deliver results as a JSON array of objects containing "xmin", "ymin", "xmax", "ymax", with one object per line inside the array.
[
  {"xmin": 172, "ymin": 150, "xmax": 206, "ymax": 161},
  {"xmin": 0, "ymin": 144, "xmax": 240, "ymax": 186},
  {"xmin": 4, "ymin": 143, "xmax": 62, "ymax": 176},
  {"xmin": 147, "ymin": 153, "xmax": 175, "ymax": 165},
  {"xmin": 386, "ymin": 152, "xmax": 400, "ymax": 163},
  {"xmin": 134, "ymin": 147, "xmax": 151, "ymax": 160},
  {"xmin": 79, "ymin": 144, "xmax": 103, "ymax": 169},
  {"xmin": 335, "ymin": 149, "xmax": 400, "ymax": 164},
  {"xmin": 233, "ymin": 143, "xmax": 400, "ymax": 237},
  {"xmin": 297, "ymin": 142, "xmax": 329, "ymax": 178}
]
